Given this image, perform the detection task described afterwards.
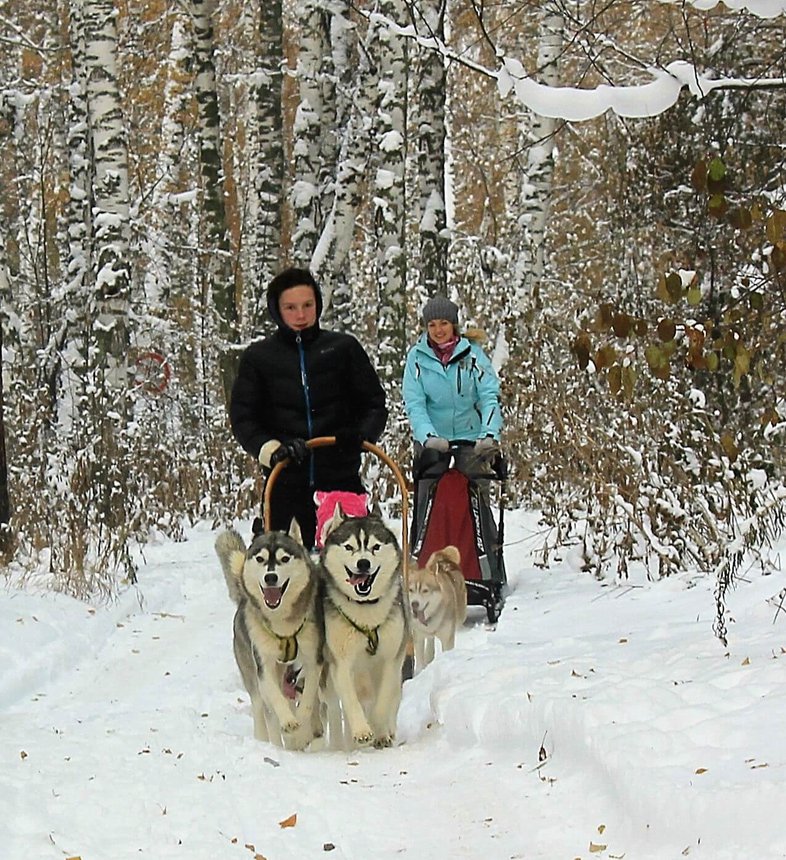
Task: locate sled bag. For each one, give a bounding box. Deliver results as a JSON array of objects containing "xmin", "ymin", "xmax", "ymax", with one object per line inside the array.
[{"xmin": 414, "ymin": 468, "xmax": 493, "ymax": 582}]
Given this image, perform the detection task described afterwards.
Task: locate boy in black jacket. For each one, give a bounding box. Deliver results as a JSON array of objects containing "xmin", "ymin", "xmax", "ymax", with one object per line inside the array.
[{"xmin": 229, "ymin": 267, "xmax": 388, "ymax": 549}]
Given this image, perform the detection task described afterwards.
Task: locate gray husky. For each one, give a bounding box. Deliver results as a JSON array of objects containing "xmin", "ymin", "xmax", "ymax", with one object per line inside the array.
[
  {"xmin": 214, "ymin": 520, "xmax": 323, "ymax": 749},
  {"xmin": 319, "ymin": 507, "xmax": 409, "ymax": 749}
]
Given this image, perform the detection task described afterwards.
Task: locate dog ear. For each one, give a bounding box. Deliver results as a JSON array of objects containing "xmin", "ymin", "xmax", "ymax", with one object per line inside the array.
[
  {"xmin": 322, "ymin": 502, "xmax": 345, "ymax": 541},
  {"xmin": 368, "ymin": 498, "xmax": 383, "ymax": 519},
  {"xmin": 288, "ymin": 517, "xmax": 303, "ymax": 545},
  {"xmin": 251, "ymin": 516, "xmax": 265, "ymax": 536},
  {"xmin": 439, "ymin": 545, "xmax": 461, "ymax": 565},
  {"xmin": 425, "ymin": 545, "xmax": 461, "ymax": 571}
]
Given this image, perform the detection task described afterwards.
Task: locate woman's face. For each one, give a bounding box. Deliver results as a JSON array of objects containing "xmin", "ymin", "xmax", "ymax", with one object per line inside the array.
[
  {"xmin": 279, "ymin": 285, "xmax": 318, "ymax": 331},
  {"xmin": 427, "ymin": 318, "xmax": 456, "ymax": 345}
]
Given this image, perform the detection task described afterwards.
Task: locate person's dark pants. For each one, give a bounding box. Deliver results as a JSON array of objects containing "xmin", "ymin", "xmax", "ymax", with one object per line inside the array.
[{"xmin": 263, "ymin": 476, "xmax": 364, "ymax": 551}]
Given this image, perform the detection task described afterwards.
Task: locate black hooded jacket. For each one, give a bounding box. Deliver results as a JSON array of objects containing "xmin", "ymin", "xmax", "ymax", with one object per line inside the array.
[{"xmin": 229, "ymin": 272, "xmax": 388, "ymax": 490}]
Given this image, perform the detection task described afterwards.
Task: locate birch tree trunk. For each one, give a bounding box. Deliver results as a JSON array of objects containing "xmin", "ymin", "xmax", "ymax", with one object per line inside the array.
[
  {"xmin": 142, "ymin": 16, "xmax": 193, "ymax": 309},
  {"xmin": 246, "ymin": 0, "xmax": 284, "ymax": 327},
  {"xmin": 83, "ymin": 0, "xmax": 132, "ymax": 375},
  {"xmin": 292, "ymin": 0, "xmax": 330, "ymax": 264},
  {"xmin": 413, "ymin": 0, "xmax": 448, "ymax": 297},
  {"xmin": 372, "ymin": 0, "xmax": 408, "ymax": 384},
  {"xmin": 513, "ymin": 3, "xmax": 562, "ymax": 310},
  {"xmin": 191, "ymin": 0, "xmax": 235, "ymax": 331},
  {"xmin": 311, "ymin": 3, "xmax": 372, "ymax": 325}
]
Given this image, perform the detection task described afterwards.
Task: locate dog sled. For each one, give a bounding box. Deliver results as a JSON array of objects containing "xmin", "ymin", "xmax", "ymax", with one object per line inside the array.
[{"xmin": 410, "ymin": 441, "xmax": 507, "ymax": 623}]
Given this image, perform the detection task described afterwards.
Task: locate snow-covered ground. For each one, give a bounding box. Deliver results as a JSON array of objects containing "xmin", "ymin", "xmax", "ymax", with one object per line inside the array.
[{"xmin": 2, "ymin": 509, "xmax": 786, "ymax": 860}]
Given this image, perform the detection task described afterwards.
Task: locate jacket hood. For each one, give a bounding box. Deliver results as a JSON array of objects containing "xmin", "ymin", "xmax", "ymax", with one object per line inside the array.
[{"xmin": 266, "ymin": 267, "xmax": 324, "ymax": 330}]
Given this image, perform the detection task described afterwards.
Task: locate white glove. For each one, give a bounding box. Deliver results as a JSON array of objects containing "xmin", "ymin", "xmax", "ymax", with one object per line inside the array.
[
  {"xmin": 258, "ymin": 439, "xmax": 281, "ymax": 468},
  {"xmin": 473, "ymin": 436, "xmax": 498, "ymax": 459},
  {"xmin": 424, "ymin": 436, "xmax": 450, "ymax": 452}
]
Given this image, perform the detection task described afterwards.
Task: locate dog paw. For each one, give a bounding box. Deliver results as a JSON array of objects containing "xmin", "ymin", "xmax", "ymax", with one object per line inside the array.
[
  {"xmin": 287, "ymin": 729, "xmax": 315, "ymax": 751},
  {"xmin": 281, "ymin": 718, "xmax": 301, "ymax": 735},
  {"xmin": 373, "ymin": 734, "xmax": 394, "ymax": 749},
  {"xmin": 353, "ymin": 730, "xmax": 375, "ymax": 747}
]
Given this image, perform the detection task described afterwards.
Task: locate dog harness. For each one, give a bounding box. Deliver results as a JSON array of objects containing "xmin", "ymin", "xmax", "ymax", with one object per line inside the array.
[
  {"xmin": 256, "ymin": 617, "xmax": 306, "ymax": 663},
  {"xmin": 328, "ymin": 596, "xmax": 380, "ymax": 655}
]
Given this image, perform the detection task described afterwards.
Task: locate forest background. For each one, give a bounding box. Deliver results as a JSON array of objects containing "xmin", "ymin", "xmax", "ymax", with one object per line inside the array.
[{"xmin": 1, "ymin": 0, "xmax": 785, "ymax": 642}]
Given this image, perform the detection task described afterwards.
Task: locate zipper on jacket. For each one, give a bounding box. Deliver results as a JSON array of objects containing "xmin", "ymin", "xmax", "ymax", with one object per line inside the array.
[{"xmin": 296, "ymin": 334, "xmax": 315, "ymax": 486}]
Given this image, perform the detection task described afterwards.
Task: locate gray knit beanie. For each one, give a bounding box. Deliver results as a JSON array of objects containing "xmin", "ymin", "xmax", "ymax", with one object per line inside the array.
[{"xmin": 422, "ymin": 295, "xmax": 459, "ymax": 326}]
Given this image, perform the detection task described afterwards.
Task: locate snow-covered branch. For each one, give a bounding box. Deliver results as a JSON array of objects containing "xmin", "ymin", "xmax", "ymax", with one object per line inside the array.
[{"xmin": 498, "ymin": 57, "xmax": 786, "ymax": 121}]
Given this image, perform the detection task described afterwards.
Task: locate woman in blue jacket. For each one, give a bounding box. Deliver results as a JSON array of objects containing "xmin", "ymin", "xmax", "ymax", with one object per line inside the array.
[{"xmin": 402, "ymin": 294, "xmax": 502, "ymax": 464}]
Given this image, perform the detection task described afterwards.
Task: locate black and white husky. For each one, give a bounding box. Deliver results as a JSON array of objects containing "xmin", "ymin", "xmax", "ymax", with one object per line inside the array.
[
  {"xmin": 319, "ymin": 507, "xmax": 409, "ymax": 749},
  {"xmin": 214, "ymin": 520, "xmax": 323, "ymax": 749}
]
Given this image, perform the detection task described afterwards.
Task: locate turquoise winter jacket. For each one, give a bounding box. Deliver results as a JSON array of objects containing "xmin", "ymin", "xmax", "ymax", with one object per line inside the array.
[{"xmin": 402, "ymin": 334, "xmax": 502, "ymax": 444}]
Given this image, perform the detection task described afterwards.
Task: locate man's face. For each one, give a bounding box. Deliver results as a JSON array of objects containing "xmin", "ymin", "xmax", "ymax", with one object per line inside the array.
[{"xmin": 279, "ymin": 285, "xmax": 318, "ymax": 331}]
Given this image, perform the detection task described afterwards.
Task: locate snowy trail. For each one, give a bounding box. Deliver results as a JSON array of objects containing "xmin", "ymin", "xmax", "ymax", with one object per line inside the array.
[
  {"xmin": 3, "ymin": 513, "xmax": 786, "ymax": 860},
  {"xmin": 0, "ymin": 521, "xmax": 606, "ymax": 860}
]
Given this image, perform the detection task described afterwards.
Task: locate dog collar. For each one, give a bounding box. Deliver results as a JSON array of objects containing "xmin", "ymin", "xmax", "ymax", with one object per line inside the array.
[
  {"xmin": 260, "ymin": 618, "xmax": 306, "ymax": 663},
  {"xmin": 328, "ymin": 596, "xmax": 381, "ymax": 655}
]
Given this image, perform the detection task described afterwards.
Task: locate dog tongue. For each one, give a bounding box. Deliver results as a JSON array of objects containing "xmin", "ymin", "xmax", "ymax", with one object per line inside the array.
[
  {"xmin": 349, "ymin": 574, "xmax": 370, "ymax": 588},
  {"xmin": 263, "ymin": 586, "xmax": 283, "ymax": 608}
]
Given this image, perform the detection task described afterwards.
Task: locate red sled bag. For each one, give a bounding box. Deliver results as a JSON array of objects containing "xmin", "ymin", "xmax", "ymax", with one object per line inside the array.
[{"xmin": 411, "ymin": 444, "xmax": 507, "ymax": 622}]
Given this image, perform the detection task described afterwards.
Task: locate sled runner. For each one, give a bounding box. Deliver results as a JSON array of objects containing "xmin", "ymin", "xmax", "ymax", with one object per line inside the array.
[{"xmin": 410, "ymin": 441, "xmax": 507, "ymax": 623}]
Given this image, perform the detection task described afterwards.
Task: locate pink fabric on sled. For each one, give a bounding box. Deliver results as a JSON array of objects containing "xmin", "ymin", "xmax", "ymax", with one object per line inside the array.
[{"xmin": 314, "ymin": 490, "xmax": 369, "ymax": 548}]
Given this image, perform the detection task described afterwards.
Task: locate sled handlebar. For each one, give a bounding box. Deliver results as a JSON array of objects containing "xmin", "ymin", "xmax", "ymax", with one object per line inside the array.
[
  {"xmin": 415, "ymin": 440, "xmax": 508, "ymax": 481},
  {"xmin": 263, "ymin": 437, "xmax": 410, "ymax": 578}
]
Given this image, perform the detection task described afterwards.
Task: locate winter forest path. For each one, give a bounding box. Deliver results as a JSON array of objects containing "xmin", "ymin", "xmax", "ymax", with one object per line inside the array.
[{"xmin": 2, "ymin": 512, "xmax": 786, "ymax": 859}]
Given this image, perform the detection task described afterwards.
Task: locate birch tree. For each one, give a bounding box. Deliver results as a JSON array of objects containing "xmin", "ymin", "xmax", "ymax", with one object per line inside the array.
[
  {"xmin": 83, "ymin": 0, "xmax": 132, "ymax": 375},
  {"xmin": 512, "ymin": 3, "xmax": 562, "ymax": 310},
  {"xmin": 237, "ymin": 0, "xmax": 284, "ymax": 331},
  {"xmin": 190, "ymin": 0, "xmax": 236, "ymax": 393},
  {"xmin": 372, "ymin": 0, "xmax": 408, "ymax": 385},
  {"xmin": 311, "ymin": 7, "xmax": 374, "ymax": 324},
  {"xmin": 292, "ymin": 0, "xmax": 330, "ymax": 264},
  {"xmin": 412, "ymin": 0, "xmax": 448, "ymax": 297}
]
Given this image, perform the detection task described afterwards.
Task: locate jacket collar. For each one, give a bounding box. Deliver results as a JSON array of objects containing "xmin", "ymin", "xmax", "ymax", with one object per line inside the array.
[
  {"xmin": 277, "ymin": 322, "xmax": 321, "ymax": 345},
  {"xmin": 415, "ymin": 333, "xmax": 470, "ymax": 363}
]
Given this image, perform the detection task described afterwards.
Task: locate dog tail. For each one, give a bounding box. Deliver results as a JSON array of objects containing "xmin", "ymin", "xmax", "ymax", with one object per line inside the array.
[{"xmin": 214, "ymin": 528, "xmax": 247, "ymax": 604}]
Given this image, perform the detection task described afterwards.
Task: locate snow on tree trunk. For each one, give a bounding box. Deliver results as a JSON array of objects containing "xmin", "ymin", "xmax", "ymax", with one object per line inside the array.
[
  {"xmin": 311, "ymin": 5, "xmax": 374, "ymax": 325},
  {"xmin": 513, "ymin": 4, "xmax": 562, "ymax": 309},
  {"xmin": 292, "ymin": 0, "xmax": 330, "ymax": 264},
  {"xmin": 372, "ymin": 0, "xmax": 408, "ymax": 385},
  {"xmin": 413, "ymin": 0, "xmax": 448, "ymax": 297},
  {"xmin": 191, "ymin": 0, "xmax": 235, "ymax": 331},
  {"xmin": 83, "ymin": 0, "xmax": 132, "ymax": 373},
  {"xmin": 142, "ymin": 16, "xmax": 193, "ymax": 309},
  {"xmin": 246, "ymin": 0, "xmax": 284, "ymax": 329}
]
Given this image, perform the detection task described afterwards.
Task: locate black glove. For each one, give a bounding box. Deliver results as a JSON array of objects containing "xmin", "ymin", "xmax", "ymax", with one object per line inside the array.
[
  {"xmin": 334, "ymin": 431, "xmax": 365, "ymax": 453},
  {"xmin": 270, "ymin": 438, "xmax": 309, "ymax": 466}
]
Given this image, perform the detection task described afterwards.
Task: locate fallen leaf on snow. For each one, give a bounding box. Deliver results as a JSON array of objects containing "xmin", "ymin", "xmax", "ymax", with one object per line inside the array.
[
  {"xmin": 279, "ymin": 813, "xmax": 297, "ymax": 828},
  {"xmin": 741, "ymin": 657, "xmax": 750, "ymax": 665},
  {"xmin": 589, "ymin": 842, "xmax": 607, "ymax": 853},
  {"xmin": 695, "ymin": 767, "xmax": 708, "ymax": 774}
]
